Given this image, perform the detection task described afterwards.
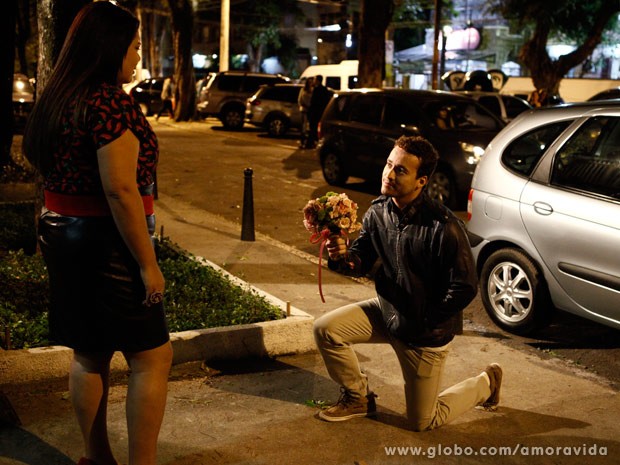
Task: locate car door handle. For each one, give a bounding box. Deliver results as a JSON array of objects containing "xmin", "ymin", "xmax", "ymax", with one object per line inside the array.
[{"xmin": 533, "ymin": 201, "xmax": 553, "ymax": 215}]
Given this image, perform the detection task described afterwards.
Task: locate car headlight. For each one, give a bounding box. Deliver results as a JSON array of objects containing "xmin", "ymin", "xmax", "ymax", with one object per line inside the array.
[{"xmin": 460, "ymin": 142, "xmax": 485, "ymax": 165}]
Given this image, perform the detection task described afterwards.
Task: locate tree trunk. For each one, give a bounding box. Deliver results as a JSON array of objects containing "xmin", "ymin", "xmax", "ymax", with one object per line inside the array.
[
  {"xmin": 32, "ymin": 0, "xmax": 89, "ymax": 237},
  {"xmin": 0, "ymin": 0, "xmax": 17, "ymax": 168},
  {"xmin": 166, "ymin": 0, "xmax": 195, "ymax": 121},
  {"xmin": 138, "ymin": 0, "xmax": 164, "ymax": 78},
  {"xmin": 358, "ymin": 0, "xmax": 393, "ymax": 88},
  {"xmin": 520, "ymin": 2, "xmax": 620, "ymax": 98},
  {"xmin": 36, "ymin": 0, "xmax": 91, "ymax": 92},
  {"xmin": 246, "ymin": 43, "xmax": 263, "ymax": 73},
  {"xmin": 15, "ymin": 0, "xmax": 32, "ymax": 76}
]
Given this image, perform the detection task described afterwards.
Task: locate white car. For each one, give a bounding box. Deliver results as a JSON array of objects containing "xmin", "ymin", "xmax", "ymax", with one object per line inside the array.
[{"xmin": 467, "ymin": 101, "xmax": 620, "ymax": 334}]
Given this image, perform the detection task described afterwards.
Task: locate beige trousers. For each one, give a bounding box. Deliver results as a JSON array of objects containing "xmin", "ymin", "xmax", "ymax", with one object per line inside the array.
[{"xmin": 313, "ymin": 298, "xmax": 491, "ymax": 431}]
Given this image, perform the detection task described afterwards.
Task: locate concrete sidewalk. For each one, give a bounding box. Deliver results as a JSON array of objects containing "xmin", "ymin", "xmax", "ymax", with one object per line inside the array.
[{"xmin": 1, "ymin": 193, "xmax": 619, "ymax": 465}]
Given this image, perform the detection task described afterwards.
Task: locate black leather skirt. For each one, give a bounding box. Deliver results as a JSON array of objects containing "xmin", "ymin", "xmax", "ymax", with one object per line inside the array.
[{"xmin": 38, "ymin": 211, "xmax": 169, "ymax": 352}]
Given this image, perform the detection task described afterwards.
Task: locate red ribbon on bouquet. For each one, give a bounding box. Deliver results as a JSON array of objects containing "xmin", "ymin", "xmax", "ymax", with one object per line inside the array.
[{"xmin": 310, "ymin": 228, "xmax": 348, "ymax": 303}]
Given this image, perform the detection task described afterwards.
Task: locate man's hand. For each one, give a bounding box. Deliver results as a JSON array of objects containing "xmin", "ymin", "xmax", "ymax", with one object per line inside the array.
[{"xmin": 326, "ymin": 235, "xmax": 347, "ymax": 261}]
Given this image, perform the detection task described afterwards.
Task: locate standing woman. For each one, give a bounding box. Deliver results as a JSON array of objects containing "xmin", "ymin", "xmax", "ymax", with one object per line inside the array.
[{"xmin": 22, "ymin": 3, "xmax": 172, "ymax": 465}]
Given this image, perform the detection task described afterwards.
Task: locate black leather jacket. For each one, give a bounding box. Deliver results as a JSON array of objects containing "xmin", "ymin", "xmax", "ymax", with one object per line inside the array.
[{"xmin": 329, "ymin": 193, "xmax": 478, "ymax": 347}]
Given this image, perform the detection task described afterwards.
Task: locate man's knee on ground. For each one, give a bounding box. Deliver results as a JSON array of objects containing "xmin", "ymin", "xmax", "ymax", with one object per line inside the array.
[{"xmin": 409, "ymin": 417, "xmax": 434, "ymax": 432}]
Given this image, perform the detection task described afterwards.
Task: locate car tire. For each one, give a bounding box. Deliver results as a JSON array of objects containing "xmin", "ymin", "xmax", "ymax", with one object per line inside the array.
[
  {"xmin": 139, "ymin": 103, "xmax": 150, "ymax": 116},
  {"xmin": 480, "ymin": 248, "xmax": 553, "ymax": 335},
  {"xmin": 266, "ymin": 115, "xmax": 288, "ymax": 137},
  {"xmin": 427, "ymin": 168, "xmax": 455, "ymax": 207},
  {"xmin": 221, "ymin": 105, "xmax": 245, "ymax": 130},
  {"xmin": 321, "ymin": 151, "xmax": 348, "ymax": 186}
]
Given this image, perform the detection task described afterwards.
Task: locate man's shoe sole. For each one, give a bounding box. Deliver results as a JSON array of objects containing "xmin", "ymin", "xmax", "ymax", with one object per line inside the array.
[{"xmin": 318, "ymin": 410, "xmax": 376, "ymax": 422}]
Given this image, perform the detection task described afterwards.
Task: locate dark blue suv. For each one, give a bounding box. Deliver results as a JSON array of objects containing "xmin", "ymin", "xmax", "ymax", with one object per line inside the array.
[{"xmin": 317, "ymin": 89, "xmax": 505, "ymax": 208}]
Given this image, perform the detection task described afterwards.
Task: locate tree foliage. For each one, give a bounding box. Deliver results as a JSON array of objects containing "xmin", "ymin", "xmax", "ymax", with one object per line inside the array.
[
  {"xmin": 488, "ymin": 0, "xmax": 620, "ymax": 96},
  {"xmin": 234, "ymin": 0, "xmax": 303, "ymax": 73}
]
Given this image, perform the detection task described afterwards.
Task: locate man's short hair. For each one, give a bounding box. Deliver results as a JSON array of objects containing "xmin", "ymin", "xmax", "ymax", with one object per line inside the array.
[{"xmin": 394, "ymin": 135, "xmax": 439, "ymax": 179}]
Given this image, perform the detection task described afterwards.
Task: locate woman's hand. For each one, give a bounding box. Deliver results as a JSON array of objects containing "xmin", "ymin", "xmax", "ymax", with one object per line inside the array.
[{"xmin": 141, "ymin": 264, "xmax": 165, "ymax": 307}]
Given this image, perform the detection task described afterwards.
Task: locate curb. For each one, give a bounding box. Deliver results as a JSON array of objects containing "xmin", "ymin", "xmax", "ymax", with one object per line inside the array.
[{"xmin": 0, "ymin": 256, "xmax": 315, "ymax": 387}]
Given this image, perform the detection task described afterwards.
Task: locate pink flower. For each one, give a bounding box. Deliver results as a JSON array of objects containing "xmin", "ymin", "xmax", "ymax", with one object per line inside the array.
[{"xmin": 302, "ymin": 191, "xmax": 361, "ymax": 236}]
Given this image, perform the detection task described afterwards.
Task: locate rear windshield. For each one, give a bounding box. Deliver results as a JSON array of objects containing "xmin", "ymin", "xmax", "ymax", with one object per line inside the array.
[
  {"xmin": 260, "ymin": 86, "xmax": 301, "ymax": 102},
  {"xmin": 425, "ymin": 100, "xmax": 503, "ymax": 131}
]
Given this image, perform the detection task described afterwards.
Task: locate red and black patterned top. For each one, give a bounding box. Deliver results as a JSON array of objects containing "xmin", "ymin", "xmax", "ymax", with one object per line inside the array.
[{"xmin": 43, "ymin": 83, "xmax": 158, "ymax": 216}]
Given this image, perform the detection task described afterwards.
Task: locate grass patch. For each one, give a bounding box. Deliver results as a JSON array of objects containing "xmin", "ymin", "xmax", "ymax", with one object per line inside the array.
[{"xmin": 0, "ymin": 203, "xmax": 283, "ymax": 350}]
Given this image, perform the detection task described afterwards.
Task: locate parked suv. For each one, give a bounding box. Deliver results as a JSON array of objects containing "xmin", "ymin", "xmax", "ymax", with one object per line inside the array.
[
  {"xmin": 245, "ymin": 83, "xmax": 303, "ymax": 136},
  {"xmin": 318, "ymin": 89, "xmax": 505, "ymax": 208},
  {"xmin": 467, "ymin": 101, "xmax": 620, "ymax": 334},
  {"xmin": 455, "ymin": 91, "xmax": 532, "ymax": 123},
  {"xmin": 197, "ymin": 71, "xmax": 289, "ymax": 129},
  {"xmin": 129, "ymin": 77, "xmax": 164, "ymax": 116}
]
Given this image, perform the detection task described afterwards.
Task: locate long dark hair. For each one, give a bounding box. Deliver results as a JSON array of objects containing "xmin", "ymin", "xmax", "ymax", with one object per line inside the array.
[{"xmin": 23, "ymin": 1, "xmax": 139, "ymax": 173}]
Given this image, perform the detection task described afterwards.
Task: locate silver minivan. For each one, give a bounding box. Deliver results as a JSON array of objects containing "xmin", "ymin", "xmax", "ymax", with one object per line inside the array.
[{"xmin": 467, "ymin": 101, "xmax": 620, "ymax": 334}]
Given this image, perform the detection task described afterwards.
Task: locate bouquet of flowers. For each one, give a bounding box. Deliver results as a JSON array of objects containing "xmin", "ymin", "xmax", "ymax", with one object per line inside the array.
[{"xmin": 303, "ymin": 192, "xmax": 361, "ymax": 302}]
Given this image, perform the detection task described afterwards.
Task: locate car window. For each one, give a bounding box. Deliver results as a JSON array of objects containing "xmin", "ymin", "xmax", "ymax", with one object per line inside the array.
[
  {"xmin": 502, "ymin": 96, "xmax": 531, "ymax": 119},
  {"xmin": 260, "ymin": 86, "xmax": 300, "ymax": 102},
  {"xmin": 477, "ymin": 96, "xmax": 502, "ymax": 119},
  {"xmin": 349, "ymin": 95, "xmax": 383, "ymax": 125},
  {"xmin": 383, "ymin": 98, "xmax": 420, "ymax": 130},
  {"xmin": 348, "ymin": 76, "xmax": 358, "ymax": 90},
  {"xmin": 501, "ymin": 121, "xmax": 571, "ymax": 176},
  {"xmin": 217, "ymin": 75, "xmax": 243, "ymax": 91},
  {"xmin": 427, "ymin": 101, "xmax": 500, "ymax": 131},
  {"xmin": 322, "ymin": 93, "xmax": 351, "ymax": 121},
  {"xmin": 244, "ymin": 76, "xmax": 276, "ymax": 92},
  {"xmin": 551, "ymin": 116, "xmax": 620, "ymax": 199},
  {"xmin": 325, "ymin": 77, "xmax": 342, "ymax": 90}
]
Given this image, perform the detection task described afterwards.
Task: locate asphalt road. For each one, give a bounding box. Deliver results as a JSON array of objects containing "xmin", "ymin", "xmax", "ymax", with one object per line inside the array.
[{"xmin": 153, "ymin": 117, "xmax": 620, "ymax": 390}]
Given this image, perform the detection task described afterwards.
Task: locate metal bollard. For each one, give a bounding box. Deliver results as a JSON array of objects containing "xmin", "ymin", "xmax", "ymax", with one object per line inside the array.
[{"xmin": 241, "ymin": 168, "xmax": 255, "ymax": 241}]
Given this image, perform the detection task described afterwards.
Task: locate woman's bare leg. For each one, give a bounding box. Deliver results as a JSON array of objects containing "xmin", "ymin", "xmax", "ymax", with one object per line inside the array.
[
  {"xmin": 70, "ymin": 351, "xmax": 117, "ymax": 465},
  {"xmin": 123, "ymin": 341, "xmax": 173, "ymax": 465}
]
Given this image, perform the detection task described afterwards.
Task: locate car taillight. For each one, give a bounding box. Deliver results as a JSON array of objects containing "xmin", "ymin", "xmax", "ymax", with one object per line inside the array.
[
  {"xmin": 250, "ymin": 99, "xmax": 261, "ymax": 106},
  {"xmin": 467, "ymin": 189, "xmax": 473, "ymax": 221},
  {"xmin": 318, "ymin": 121, "xmax": 322, "ymax": 140}
]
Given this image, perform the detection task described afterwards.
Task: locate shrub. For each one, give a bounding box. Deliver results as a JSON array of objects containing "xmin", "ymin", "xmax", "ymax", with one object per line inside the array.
[
  {"xmin": 0, "ymin": 232, "xmax": 283, "ymax": 349},
  {"xmin": 156, "ymin": 239, "xmax": 283, "ymax": 331},
  {"xmin": 0, "ymin": 250, "xmax": 50, "ymax": 349},
  {"xmin": 0, "ymin": 202, "xmax": 37, "ymax": 254}
]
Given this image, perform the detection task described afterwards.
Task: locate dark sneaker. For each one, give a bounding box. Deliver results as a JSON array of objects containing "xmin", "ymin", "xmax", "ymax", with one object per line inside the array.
[
  {"xmin": 318, "ymin": 388, "xmax": 377, "ymax": 422},
  {"xmin": 482, "ymin": 363, "xmax": 502, "ymax": 410}
]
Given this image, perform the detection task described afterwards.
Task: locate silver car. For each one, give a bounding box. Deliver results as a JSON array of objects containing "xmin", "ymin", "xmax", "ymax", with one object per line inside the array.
[
  {"xmin": 467, "ymin": 101, "xmax": 620, "ymax": 334},
  {"xmin": 245, "ymin": 83, "xmax": 303, "ymax": 137}
]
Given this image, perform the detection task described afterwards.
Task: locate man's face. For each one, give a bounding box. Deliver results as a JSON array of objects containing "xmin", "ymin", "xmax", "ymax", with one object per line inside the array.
[{"xmin": 381, "ymin": 145, "xmax": 428, "ymax": 208}]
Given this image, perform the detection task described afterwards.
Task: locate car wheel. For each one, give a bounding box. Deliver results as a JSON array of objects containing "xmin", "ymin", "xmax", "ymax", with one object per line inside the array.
[
  {"xmin": 266, "ymin": 115, "xmax": 288, "ymax": 137},
  {"xmin": 139, "ymin": 103, "xmax": 149, "ymax": 116},
  {"xmin": 480, "ymin": 248, "xmax": 552, "ymax": 335},
  {"xmin": 321, "ymin": 151, "xmax": 348, "ymax": 186},
  {"xmin": 221, "ymin": 106, "xmax": 244, "ymax": 130},
  {"xmin": 426, "ymin": 168, "xmax": 455, "ymax": 207}
]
